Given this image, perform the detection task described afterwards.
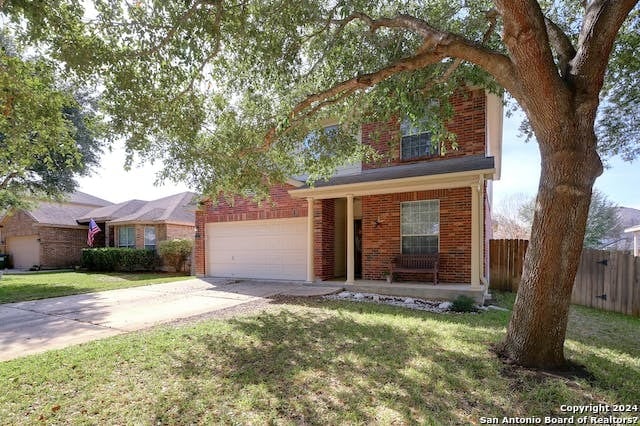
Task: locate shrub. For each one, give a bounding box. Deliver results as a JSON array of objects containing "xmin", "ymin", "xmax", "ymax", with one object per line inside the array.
[
  {"xmin": 157, "ymin": 239, "xmax": 194, "ymax": 273},
  {"xmin": 81, "ymin": 248, "xmax": 158, "ymax": 272},
  {"xmin": 450, "ymin": 295, "xmax": 478, "ymax": 313}
]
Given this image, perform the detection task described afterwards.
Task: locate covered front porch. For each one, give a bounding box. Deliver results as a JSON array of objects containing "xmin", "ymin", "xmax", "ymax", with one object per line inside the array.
[{"xmin": 288, "ymin": 155, "xmax": 496, "ymax": 300}]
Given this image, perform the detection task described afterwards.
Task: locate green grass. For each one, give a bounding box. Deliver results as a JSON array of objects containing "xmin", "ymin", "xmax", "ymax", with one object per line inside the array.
[
  {"xmin": 0, "ymin": 271, "xmax": 191, "ymax": 304},
  {"xmin": 0, "ymin": 294, "xmax": 639, "ymax": 425}
]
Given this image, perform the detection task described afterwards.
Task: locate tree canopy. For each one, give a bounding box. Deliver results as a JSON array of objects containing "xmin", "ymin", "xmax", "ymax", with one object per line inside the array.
[
  {"xmin": 0, "ymin": 32, "xmax": 106, "ymax": 210},
  {"xmin": 3, "ymin": 1, "xmax": 635, "ymax": 199}
]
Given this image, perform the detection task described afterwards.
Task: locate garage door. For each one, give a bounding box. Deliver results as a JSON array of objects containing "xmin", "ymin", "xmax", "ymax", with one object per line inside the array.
[
  {"xmin": 7, "ymin": 235, "xmax": 40, "ymax": 269},
  {"xmin": 207, "ymin": 218, "xmax": 307, "ymax": 280}
]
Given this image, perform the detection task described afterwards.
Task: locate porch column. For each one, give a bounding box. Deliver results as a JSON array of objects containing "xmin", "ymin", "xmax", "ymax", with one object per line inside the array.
[
  {"xmin": 479, "ymin": 177, "xmax": 485, "ymax": 282},
  {"xmin": 634, "ymin": 232, "xmax": 638, "ymax": 257},
  {"xmin": 306, "ymin": 197, "xmax": 315, "ymax": 283},
  {"xmin": 346, "ymin": 194, "xmax": 355, "ymax": 285},
  {"xmin": 470, "ymin": 182, "xmax": 482, "ymax": 289}
]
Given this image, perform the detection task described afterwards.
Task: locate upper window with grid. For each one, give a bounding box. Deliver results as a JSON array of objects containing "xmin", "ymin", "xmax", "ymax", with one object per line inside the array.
[{"xmin": 400, "ymin": 118, "xmax": 438, "ymax": 160}]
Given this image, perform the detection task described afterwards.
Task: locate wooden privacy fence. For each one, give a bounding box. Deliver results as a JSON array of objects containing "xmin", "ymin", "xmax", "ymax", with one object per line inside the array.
[
  {"xmin": 490, "ymin": 240, "xmax": 640, "ymax": 317},
  {"xmin": 489, "ymin": 239, "xmax": 529, "ymax": 292},
  {"xmin": 573, "ymin": 249, "xmax": 640, "ymax": 316}
]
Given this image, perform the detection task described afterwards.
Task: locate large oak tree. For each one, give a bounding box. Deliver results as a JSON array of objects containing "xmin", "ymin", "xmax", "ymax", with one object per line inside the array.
[{"xmin": 3, "ymin": 0, "xmax": 639, "ymax": 368}]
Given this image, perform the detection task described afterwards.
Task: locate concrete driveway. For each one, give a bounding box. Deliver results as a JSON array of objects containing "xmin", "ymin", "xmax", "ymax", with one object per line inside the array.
[{"xmin": 0, "ymin": 278, "xmax": 339, "ymax": 361}]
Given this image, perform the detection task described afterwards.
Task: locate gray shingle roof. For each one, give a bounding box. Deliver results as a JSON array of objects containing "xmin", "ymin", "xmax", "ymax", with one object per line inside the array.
[
  {"xmin": 294, "ymin": 155, "xmax": 495, "ymax": 189},
  {"xmin": 24, "ymin": 191, "xmax": 113, "ymax": 227},
  {"xmin": 75, "ymin": 199, "xmax": 148, "ymax": 223},
  {"xmin": 66, "ymin": 191, "xmax": 113, "ymax": 207},
  {"xmin": 108, "ymin": 192, "xmax": 196, "ymax": 225},
  {"xmin": 78, "ymin": 192, "xmax": 196, "ymax": 225},
  {"xmin": 29, "ymin": 202, "xmax": 99, "ymax": 227}
]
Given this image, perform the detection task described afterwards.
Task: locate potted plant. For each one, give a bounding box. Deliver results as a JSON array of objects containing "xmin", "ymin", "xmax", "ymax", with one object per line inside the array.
[{"xmin": 382, "ymin": 269, "xmax": 393, "ymax": 283}]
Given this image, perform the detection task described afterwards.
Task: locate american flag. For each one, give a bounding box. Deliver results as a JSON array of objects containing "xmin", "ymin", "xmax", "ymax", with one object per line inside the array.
[{"xmin": 87, "ymin": 219, "xmax": 101, "ymax": 247}]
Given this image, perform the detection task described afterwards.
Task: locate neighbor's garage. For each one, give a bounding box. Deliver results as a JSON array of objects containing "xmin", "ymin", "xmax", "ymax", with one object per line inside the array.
[
  {"xmin": 206, "ymin": 217, "xmax": 307, "ymax": 280},
  {"xmin": 6, "ymin": 235, "xmax": 40, "ymax": 269}
]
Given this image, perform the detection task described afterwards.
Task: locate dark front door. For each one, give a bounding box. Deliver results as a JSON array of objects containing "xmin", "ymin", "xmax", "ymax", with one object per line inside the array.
[{"xmin": 354, "ymin": 219, "xmax": 362, "ymax": 278}]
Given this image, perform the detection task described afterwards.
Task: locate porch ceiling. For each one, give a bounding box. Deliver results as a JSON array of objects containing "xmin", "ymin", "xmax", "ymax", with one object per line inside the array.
[{"xmin": 289, "ymin": 155, "xmax": 495, "ymax": 199}]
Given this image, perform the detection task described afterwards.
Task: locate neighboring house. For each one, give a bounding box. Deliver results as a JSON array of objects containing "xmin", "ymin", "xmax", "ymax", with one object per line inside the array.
[
  {"xmin": 0, "ymin": 192, "xmax": 112, "ymax": 269},
  {"xmin": 607, "ymin": 207, "xmax": 640, "ymax": 252},
  {"xmin": 75, "ymin": 192, "xmax": 197, "ymax": 251},
  {"xmin": 624, "ymin": 224, "xmax": 640, "ymax": 257},
  {"xmin": 1, "ymin": 191, "xmax": 196, "ymax": 270},
  {"xmin": 195, "ymin": 88, "xmax": 503, "ymax": 296}
]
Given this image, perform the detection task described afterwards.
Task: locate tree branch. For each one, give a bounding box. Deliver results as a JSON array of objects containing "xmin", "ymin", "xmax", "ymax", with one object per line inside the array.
[
  {"xmin": 422, "ymin": 8, "xmax": 500, "ymax": 93},
  {"xmin": 571, "ymin": 0, "xmax": 639, "ymax": 96},
  {"xmin": 332, "ymin": 12, "xmax": 515, "ymax": 92},
  {"xmin": 262, "ymin": 11, "xmax": 519, "ymax": 149},
  {"xmin": 544, "ymin": 16, "xmax": 576, "ymax": 77},
  {"xmin": 136, "ymin": 1, "xmax": 206, "ymax": 57},
  {"xmin": 0, "ymin": 172, "xmax": 18, "ymax": 190},
  {"xmin": 494, "ymin": 1, "xmax": 568, "ymax": 98},
  {"xmin": 263, "ymin": 49, "xmax": 445, "ymax": 148}
]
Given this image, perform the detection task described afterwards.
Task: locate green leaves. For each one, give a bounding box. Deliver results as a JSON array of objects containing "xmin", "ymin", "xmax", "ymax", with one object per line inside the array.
[
  {"xmin": 0, "ymin": 32, "xmax": 105, "ymax": 209},
  {"xmin": 3, "ymin": 1, "xmax": 637, "ymax": 202}
]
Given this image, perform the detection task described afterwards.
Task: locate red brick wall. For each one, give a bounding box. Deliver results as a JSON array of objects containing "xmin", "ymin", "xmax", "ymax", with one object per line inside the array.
[
  {"xmin": 195, "ymin": 184, "xmax": 308, "ymax": 276},
  {"xmin": 39, "ymin": 226, "xmax": 88, "ymax": 268},
  {"xmin": 314, "ymin": 199, "xmax": 335, "ymax": 280},
  {"xmin": 361, "ymin": 188, "xmax": 472, "ymax": 283},
  {"xmin": 165, "ymin": 224, "xmax": 195, "ymax": 240},
  {"xmin": 1, "ymin": 210, "xmax": 38, "ymax": 238},
  {"xmin": 363, "ymin": 88, "xmax": 487, "ymax": 169}
]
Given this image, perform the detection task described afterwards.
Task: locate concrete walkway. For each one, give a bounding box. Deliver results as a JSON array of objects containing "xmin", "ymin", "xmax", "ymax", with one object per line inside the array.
[{"xmin": 0, "ymin": 278, "xmax": 340, "ymax": 361}]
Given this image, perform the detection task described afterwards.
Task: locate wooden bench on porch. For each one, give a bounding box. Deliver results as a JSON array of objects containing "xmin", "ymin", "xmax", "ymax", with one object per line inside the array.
[{"xmin": 390, "ymin": 254, "xmax": 439, "ymax": 285}]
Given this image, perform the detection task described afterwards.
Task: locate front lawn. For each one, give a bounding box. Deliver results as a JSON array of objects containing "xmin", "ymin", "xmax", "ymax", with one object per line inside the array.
[
  {"xmin": 0, "ymin": 271, "xmax": 192, "ymax": 304},
  {"xmin": 0, "ymin": 294, "xmax": 638, "ymax": 424}
]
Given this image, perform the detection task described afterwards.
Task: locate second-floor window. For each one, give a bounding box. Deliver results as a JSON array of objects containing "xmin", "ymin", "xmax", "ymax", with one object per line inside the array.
[
  {"xmin": 400, "ymin": 118, "xmax": 438, "ymax": 160},
  {"xmin": 118, "ymin": 226, "xmax": 136, "ymax": 248}
]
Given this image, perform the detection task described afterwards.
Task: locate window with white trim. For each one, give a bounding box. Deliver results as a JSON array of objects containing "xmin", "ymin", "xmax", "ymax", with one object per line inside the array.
[
  {"xmin": 144, "ymin": 226, "xmax": 156, "ymax": 250},
  {"xmin": 400, "ymin": 118, "xmax": 438, "ymax": 160},
  {"xmin": 401, "ymin": 200, "xmax": 439, "ymax": 254},
  {"xmin": 118, "ymin": 226, "xmax": 136, "ymax": 248}
]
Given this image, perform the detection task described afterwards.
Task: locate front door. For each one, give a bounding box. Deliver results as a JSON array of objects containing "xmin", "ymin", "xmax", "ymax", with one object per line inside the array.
[{"xmin": 354, "ymin": 219, "xmax": 362, "ymax": 278}]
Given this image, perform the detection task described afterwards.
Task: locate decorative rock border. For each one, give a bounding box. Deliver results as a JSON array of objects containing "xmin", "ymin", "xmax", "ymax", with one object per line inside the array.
[{"xmin": 324, "ymin": 291, "xmax": 510, "ymax": 313}]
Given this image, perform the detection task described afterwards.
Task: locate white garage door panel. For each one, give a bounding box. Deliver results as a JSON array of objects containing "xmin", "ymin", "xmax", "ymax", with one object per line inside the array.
[
  {"xmin": 207, "ymin": 218, "xmax": 307, "ymax": 280},
  {"xmin": 7, "ymin": 236, "xmax": 40, "ymax": 269}
]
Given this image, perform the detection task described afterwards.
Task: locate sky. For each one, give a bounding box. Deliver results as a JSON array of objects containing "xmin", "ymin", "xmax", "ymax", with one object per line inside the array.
[
  {"xmin": 77, "ymin": 148, "xmax": 192, "ymax": 204},
  {"xmin": 493, "ymin": 110, "xmax": 640, "ymax": 211},
  {"xmin": 78, "ymin": 109, "xmax": 640, "ymax": 210}
]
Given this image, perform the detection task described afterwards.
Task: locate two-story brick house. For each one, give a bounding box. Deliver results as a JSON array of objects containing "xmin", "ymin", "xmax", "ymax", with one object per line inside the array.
[{"xmin": 195, "ymin": 88, "xmax": 503, "ymax": 298}]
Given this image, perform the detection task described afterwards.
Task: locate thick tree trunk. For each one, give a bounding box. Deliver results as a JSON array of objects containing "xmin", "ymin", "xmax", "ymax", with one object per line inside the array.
[{"xmin": 500, "ymin": 120, "xmax": 602, "ymax": 369}]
